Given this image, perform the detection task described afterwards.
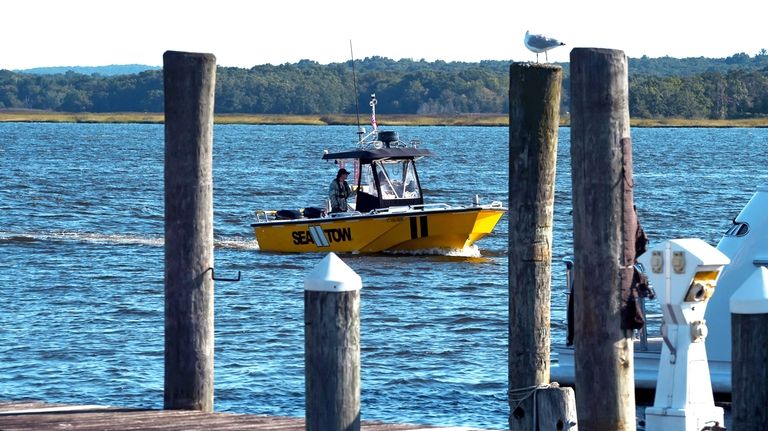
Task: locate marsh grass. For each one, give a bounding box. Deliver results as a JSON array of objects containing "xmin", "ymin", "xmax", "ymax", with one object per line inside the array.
[
  {"xmin": 630, "ymin": 117, "xmax": 768, "ymax": 128},
  {"xmin": 1, "ymin": 110, "xmax": 766, "ymax": 127},
  {"xmin": 0, "ymin": 111, "xmax": 511, "ymax": 126},
  {"xmin": 0, "ymin": 111, "xmax": 164, "ymax": 124}
]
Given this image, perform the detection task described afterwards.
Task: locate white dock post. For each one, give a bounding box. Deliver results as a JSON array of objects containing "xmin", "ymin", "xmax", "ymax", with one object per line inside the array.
[{"xmin": 304, "ymin": 253, "xmax": 362, "ymax": 431}]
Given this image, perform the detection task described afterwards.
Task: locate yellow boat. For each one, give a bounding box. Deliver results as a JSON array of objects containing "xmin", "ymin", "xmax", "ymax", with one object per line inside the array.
[{"xmin": 251, "ymin": 94, "xmax": 506, "ymax": 253}]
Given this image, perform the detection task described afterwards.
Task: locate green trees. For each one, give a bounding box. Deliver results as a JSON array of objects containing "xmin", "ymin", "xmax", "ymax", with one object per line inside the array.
[
  {"xmin": 628, "ymin": 69, "xmax": 768, "ymax": 119},
  {"xmin": 1, "ymin": 54, "xmax": 767, "ymax": 119}
]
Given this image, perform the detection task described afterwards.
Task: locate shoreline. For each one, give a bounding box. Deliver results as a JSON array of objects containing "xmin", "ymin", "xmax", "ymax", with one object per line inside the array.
[{"xmin": 1, "ymin": 111, "xmax": 767, "ymax": 128}]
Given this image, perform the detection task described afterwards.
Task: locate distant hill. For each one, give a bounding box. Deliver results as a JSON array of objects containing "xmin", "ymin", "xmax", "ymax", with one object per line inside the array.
[{"xmin": 15, "ymin": 64, "xmax": 161, "ymax": 76}]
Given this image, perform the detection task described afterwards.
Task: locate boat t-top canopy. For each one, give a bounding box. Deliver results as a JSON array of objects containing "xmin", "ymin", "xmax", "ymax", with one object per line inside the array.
[{"xmin": 322, "ymin": 147, "xmax": 433, "ymax": 163}]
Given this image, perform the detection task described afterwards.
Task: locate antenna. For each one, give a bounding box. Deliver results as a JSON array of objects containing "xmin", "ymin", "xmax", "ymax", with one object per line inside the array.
[{"xmin": 349, "ymin": 40, "xmax": 363, "ymax": 140}]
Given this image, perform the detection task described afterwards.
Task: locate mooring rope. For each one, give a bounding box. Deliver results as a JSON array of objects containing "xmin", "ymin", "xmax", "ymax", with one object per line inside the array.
[{"xmin": 508, "ymin": 382, "xmax": 561, "ymax": 429}]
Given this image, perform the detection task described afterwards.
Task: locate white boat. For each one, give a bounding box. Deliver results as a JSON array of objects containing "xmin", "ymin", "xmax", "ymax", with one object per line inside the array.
[{"xmin": 550, "ymin": 184, "xmax": 768, "ymax": 397}]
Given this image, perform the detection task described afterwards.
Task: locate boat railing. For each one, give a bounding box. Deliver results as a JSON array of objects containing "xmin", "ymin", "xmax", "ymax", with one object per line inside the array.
[
  {"xmin": 255, "ymin": 209, "xmax": 366, "ymax": 223},
  {"xmin": 255, "ymin": 199, "xmax": 504, "ymax": 223},
  {"xmin": 369, "ymin": 203, "xmax": 453, "ymax": 215},
  {"xmin": 356, "ymin": 128, "xmax": 422, "ymax": 151},
  {"xmin": 367, "ymin": 201, "xmax": 505, "ymax": 215},
  {"xmin": 469, "ymin": 195, "xmax": 505, "ymax": 209},
  {"xmin": 254, "ymin": 210, "xmax": 276, "ymax": 223},
  {"xmin": 327, "ymin": 210, "xmax": 363, "ymax": 218},
  {"xmin": 407, "ymin": 203, "xmax": 453, "ymax": 211}
]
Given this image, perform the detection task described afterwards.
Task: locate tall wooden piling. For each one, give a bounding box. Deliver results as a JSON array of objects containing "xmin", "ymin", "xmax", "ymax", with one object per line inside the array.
[
  {"xmin": 163, "ymin": 50, "xmax": 217, "ymax": 411},
  {"xmin": 731, "ymin": 266, "xmax": 768, "ymax": 429},
  {"xmin": 304, "ymin": 253, "xmax": 362, "ymax": 431},
  {"xmin": 508, "ymin": 62, "xmax": 563, "ymax": 431},
  {"xmin": 570, "ymin": 48, "xmax": 636, "ymax": 430}
]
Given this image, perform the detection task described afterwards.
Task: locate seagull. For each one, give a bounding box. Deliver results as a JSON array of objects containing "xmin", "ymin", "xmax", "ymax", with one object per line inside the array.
[{"xmin": 524, "ymin": 30, "xmax": 565, "ymax": 63}]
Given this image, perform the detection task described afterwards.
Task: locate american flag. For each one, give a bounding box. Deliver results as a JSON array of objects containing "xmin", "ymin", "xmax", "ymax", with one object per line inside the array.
[{"xmin": 371, "ymin": 112, "xmax": 377, "ymax": 130}]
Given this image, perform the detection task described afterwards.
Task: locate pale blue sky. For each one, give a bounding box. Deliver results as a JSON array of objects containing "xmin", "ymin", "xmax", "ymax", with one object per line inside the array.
[{"xmin": 3, "ymin": 0, "xmax": 765, "ymax": 69}]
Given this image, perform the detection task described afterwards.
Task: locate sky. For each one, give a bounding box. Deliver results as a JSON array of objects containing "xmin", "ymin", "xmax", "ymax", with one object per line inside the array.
[{"xmin": 3, "ymin": 0, "xmax": 766, "ymax": 70}]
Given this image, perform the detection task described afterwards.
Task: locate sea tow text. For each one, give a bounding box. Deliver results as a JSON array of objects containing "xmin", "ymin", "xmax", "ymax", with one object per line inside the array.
[{"xmin": 292, "ymin": 227, "xmax": 353, "ymax": 245}]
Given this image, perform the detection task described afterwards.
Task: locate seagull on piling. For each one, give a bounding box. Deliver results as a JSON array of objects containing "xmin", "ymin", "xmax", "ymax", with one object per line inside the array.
[{"xmin": 524, "ymin": 30, "xmax": 565, "ymax": 63}]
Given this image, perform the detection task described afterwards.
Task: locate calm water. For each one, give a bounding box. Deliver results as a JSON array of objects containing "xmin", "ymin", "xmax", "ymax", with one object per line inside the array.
[{"xmin": 1, "ymin": 123, "xmax": 766, "ymax": 429}]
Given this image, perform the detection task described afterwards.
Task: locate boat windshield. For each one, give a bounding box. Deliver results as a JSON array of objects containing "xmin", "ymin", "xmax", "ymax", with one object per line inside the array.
[
  {"xmin": 374, "ymin": 159, "xmax": 420, "ymax": 200},
  {"xmin": 359, "ymin": 164, "xmax": 378, "ymax": 197}
]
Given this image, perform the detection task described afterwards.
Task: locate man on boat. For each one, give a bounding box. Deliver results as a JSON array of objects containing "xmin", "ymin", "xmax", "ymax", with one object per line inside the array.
[{"xmin": 329, "ymin": 168, "xmax": 352, "ymax": 213}]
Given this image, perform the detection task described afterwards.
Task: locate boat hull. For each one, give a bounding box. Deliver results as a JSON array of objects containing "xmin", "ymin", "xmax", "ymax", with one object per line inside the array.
[
  {"xmin": 550, "ymin": 338, "xmax": 732, "ymax": 399},
  {"xmin": 251, "ymin": 206, "xmax": 505, "ymax": 253}
]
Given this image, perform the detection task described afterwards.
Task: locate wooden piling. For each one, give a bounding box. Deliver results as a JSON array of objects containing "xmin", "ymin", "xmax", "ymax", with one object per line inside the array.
[
  {"xmin": 163, "ymin": 50, "xmax": 217, "ymax": 411},
  {"xmin": 304, "ymin": 253, "xmax": 362, "ymax": 431},
  {"xmin": 507, "ymin": 62, "xmax": 563, "ymax": 431},
  {"xmin": 570, "ymin": 48, "xmax": 636, "ymax": 430},
  {"xmin": 536, "ymin": 386, "xmax": 578, "ymax": 430}
]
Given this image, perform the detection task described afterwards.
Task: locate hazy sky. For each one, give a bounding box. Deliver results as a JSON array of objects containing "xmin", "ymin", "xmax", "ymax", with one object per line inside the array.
[{"xmin": 3, "ymin": 0, "xmax": 766, "ymax": 69}]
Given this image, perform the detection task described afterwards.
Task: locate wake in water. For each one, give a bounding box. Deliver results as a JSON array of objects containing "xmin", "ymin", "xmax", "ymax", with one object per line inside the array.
[
  {"xmin": 214, "ymin": 237, "xmax": 260, "ymax": 251},
  {"xmin": 382, "ymin": 244, "xmax": 483, "ymax": 258},
  {"xmin": 0, "ymin": 230, "xmax": 164, "ymax": 247},
  {"xmin": 0, "ymin": 230, "xmax": 260, "ymax": 250},
  {"xmin": 1, "ymin": 230, "xmax": 492, "ymax": 257}
]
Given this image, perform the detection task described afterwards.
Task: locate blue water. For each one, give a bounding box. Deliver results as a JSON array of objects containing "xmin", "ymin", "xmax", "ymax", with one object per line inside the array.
[{"xmin": 1, "ymin": 123, "xmax": 766, "ymax": 429}]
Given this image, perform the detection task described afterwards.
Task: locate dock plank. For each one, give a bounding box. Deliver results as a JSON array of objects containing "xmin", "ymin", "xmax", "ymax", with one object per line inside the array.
[{"xmin": 0, "ymin": 402, "xmax": 489, "ymax": 431}]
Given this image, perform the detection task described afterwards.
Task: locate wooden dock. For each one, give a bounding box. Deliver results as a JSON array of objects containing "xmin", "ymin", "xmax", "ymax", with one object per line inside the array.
[{"xmin": 0, "ymin": 401, "xmax": 490, "ymax": 431}]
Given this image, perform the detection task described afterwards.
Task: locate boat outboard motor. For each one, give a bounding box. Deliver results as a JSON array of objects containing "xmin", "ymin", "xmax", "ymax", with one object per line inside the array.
[{"xmin": 638, "ymin": 238, "xmax": 729, "ymax": 431}]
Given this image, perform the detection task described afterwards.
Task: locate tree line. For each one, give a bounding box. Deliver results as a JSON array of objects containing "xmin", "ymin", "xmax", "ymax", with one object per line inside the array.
[{"xmin": 1, "ymin": 53, "xmax": 767, "ymax": 119}]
